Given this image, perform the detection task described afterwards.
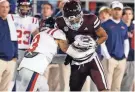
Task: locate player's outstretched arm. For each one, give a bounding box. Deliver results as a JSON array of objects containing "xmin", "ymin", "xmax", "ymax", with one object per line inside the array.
[{"xmin": 56, "ymin": 39, "xmax": 95, "ymax": 59}]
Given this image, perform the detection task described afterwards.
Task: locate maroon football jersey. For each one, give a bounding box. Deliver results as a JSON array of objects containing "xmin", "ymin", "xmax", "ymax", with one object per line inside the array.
[{"xmin": 55, "ymin": 14, "xmax": 101, "ymax": 44}]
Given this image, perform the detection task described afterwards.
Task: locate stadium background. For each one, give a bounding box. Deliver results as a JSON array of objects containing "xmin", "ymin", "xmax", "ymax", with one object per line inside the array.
[{"xmin": 9, "ymin": 0, "xmax": 134, "ymax": 15}]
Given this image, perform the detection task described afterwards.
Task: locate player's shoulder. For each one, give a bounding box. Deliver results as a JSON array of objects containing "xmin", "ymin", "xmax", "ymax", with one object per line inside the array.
[
  {"xmin": 52, "ymin": 28, "xmax": 66, "ymax": 40},
  {"xmin": 43, "ymin": 27, "xmax": 63, "ymax": 35},
  {"xmin": 83, "ymin": 14, "xmax": 100, "ymax": 27},
  {"xmin": 11, "ymin": 14, "xmax": 20, "ymax": 18},
  {"xmin": 55, "ymin": 16, "xmax": 65, "ymax": 27},
  {"xmin": 8, "ymin": 14, "xmax": 19, "ymax": 21},
  {"xmin": 83, "ymin": 14, "xmax": 98, "ymax": 19},
  {"xmin": 55, "ymin": 16, "xmax": 64, "ymax": 21},
  {"xmin": 42, "ymin": 27, "xmax": 66, "ymax": 40},
  {"xmin": 83, "ymin": 14, "xmax": 100, "ymax": 22},
  {"xmin": 27, "ymin": 16, "xmax": 39, "ymax": 24}
]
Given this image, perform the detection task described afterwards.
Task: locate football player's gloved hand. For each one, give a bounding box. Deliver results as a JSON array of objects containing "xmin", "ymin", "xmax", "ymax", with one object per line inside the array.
[{"xmin": 72, "ymin": 35, "xmax": 97, "ymax": 51}]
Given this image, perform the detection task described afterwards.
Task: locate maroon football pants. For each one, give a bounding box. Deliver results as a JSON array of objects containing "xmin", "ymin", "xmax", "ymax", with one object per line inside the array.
[{"xmin": 70, "ymin": 55, "xmax": 108, "ymax": 91}]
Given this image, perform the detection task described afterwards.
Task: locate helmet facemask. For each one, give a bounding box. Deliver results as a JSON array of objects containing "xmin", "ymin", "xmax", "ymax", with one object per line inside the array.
[
  {"xmin": 18, "ymin": 2, "xmax": 31, "ymax": 17},
  {"xmin": 63, "ymin": 12, "xmax": 83, "ymax": 30}
]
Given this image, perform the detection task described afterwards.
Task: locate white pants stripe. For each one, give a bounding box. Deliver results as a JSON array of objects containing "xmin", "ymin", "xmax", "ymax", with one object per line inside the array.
[
  {"xmin": 94, "ymin": 56, "xmax": 108, "ymax": 89},
  {"xmin": 96, "ymin": 56, "xmax": 108, "ymax": 89}
]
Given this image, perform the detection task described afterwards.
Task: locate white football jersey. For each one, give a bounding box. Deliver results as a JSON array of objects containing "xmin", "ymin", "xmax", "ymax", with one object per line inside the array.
[
  {"xmin": 12, "ymin": 14, "xmax": 39, "ymax": 49},
  {"xmin": 28, "ymin": 28, "xmax": 66, "ymax": 59},
  {"xmin": 18, "ymin": 28, "xmax": 66, "ymax": 74}
]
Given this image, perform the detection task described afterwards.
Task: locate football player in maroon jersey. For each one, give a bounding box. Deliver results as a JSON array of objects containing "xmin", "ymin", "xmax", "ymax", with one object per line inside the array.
[{"xmin": 55, "ymin": 1, "xmax": 108, "ymax": 91}]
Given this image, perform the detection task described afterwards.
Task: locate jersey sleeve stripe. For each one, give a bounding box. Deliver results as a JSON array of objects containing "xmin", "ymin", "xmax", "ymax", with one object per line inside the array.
[
  {"xmin": 94, "ymin": 19, "xmax": 100, "ymax": 26},
  {"xmin": 51, "ymin": 28, "xmax": 58, "ymax": 36},
  {"xmin": 94, "ymin": 20, "xmax": 100, "ymax": 28},
  {"xmin": 94, "ymin": 17, "xmax": 99, "ymax": 25},
  {"xmin": 47, "ymin": 29, "xmax": 53, "ymax": 34}
]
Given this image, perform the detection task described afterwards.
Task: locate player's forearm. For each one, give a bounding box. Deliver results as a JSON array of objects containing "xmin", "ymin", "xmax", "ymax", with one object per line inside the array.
[
  {"xmin": 57, "ymin": 39, "xmax": 69, "ymax": 53},
  {"xmin": 96, "ymin": 27, "xmax": 108, "ymax": 45},
  {"xmin": 57, "ymin": 39, "xmax": 91, "ymax": 59},
  {"xmin": 59, "ymin": 40, "xmax": 95, "ymax": 59},
  {"xmin": 96, "ymin": 36, "xmax": 108, "ymax": 45},
  {"xmin": 61, "ymin": 45, "xmax": 69, "ymax": 53}
]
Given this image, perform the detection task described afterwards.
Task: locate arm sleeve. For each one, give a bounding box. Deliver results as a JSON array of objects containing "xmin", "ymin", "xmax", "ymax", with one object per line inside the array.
[
  {"xmin": 124, "ymin": 39, "xmax": 129, "ymax": 58},
  {"xmin": 101, "ymin": 42, "xmax": 111, "ymax": 59},
  {"xmin": 93, "ymin": 15, "xmax": 101, "ymax": 31}
]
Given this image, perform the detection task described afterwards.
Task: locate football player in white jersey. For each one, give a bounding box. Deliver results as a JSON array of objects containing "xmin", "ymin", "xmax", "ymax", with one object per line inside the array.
[
  {"xmin": 11, "ymin": 0, "xmax": 39, "ymax": 90},
  {"xmin": 13, "ymin": 27, "xmax": 97, "ymax": 91},
  {"xmin": 12, "ymin": 0, "xmax": 39, "ymax": 64}
]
